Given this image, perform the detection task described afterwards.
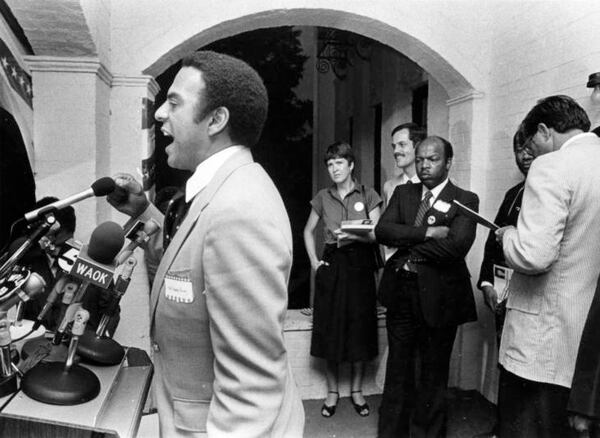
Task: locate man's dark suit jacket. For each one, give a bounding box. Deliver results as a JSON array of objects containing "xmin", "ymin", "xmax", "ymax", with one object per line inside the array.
[
  {"xmin": 376, "ymin": 181, "xmax": 479, "ymax": 327},
  {"xmin": 568, "ymin": 276, "xmax": 600, "ymax": 419},
  {"xmin": 478, "ymin": 181, "xmax": 524, "ymax": 288}
]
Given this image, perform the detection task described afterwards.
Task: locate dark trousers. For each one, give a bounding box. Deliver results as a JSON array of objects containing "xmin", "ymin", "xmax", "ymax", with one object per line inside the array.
[
  {"xmin": 378, "ymin": 272, "xmax": 457, "ymax": 438},
  {"xmin": 498, "ymin": 367, "xmax": 578, "ymax": 438}
]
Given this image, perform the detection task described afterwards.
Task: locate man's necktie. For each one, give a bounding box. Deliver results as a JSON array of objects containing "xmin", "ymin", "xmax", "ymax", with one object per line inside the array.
[
  {"xmin": 163, "ymin": 191, "xmax": 191, "ymax": 249},
  {"xmin": 414, "ymin": 191, "xmax": 433, "ymax": 226}
]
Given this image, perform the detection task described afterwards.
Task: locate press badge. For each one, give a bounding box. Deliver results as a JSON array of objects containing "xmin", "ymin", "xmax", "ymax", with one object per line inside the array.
[{"xmin": 164, "ymin": 273, "xmax": 194, "ymax": 303}]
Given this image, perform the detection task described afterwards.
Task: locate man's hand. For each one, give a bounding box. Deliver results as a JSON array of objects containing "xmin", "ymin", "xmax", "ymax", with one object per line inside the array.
[
  {"xmin": 495, "ymin": 225, "xmax": 515, "ymax": 244},
  {"xmin": 569, "ymin": 414, "xmax": 593, "ymax": 435},
  {"xmin": 311, "ymin": 260, "xmax": 329, "ymax": 271},
  {"xmin": 481, "ymin": 284, "xmax": 498, "ymax": 312},
  {"xmin": 107, "ymin": 173, "xmax": 149, "ymax": 218},
  {"xmin": 425, "ymin": 226, "xmax": 450, "ymax": 240},
  {"xmin": 334, "ymin": 229, "xmax": 363, "ymax": 242}
]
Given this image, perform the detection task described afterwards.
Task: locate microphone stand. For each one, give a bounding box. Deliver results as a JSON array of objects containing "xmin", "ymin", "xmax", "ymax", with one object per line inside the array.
[
  {"xmin": 0, "ymin": 311, "xmax": 18, "ymax": 397},
  {"xmin": 78, "ymin": 257, "xmax": 137, "ymax": 365},
  {"xmin": 21, "ymin": 309, "xmax": 101, "ymax": 405},
  {"xmin": 0, "ymin": 214, "xmax": 56, "ymax": 280}
]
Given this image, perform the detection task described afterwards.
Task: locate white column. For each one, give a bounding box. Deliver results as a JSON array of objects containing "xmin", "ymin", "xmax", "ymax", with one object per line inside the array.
[
  {"xmin": 24, "ymin": 56, "xmax": 112, "ymax": 240},
  {"xmin": 109, "ymin": 75, "xmax": 160, "ymax": 353},
  {"xmin": 446, "ymin": 90, "xmax": 498, "ymax": 401}
]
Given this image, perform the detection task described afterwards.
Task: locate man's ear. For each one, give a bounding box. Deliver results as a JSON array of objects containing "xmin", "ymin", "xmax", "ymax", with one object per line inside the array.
[
  {"xmin": 208, "ymin": 107, "xmax": 229, "ymax": 136},
  {"xmin": 445, "ymin": 157, "xmax": 453, "ymax": 171},
  {"xmin": 537, "ymin": 123, "xmax": 552, "ymax": 141}
]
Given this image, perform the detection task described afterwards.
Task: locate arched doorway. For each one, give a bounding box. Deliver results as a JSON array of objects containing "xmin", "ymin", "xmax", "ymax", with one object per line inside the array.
[
  {"xmin": 115, "ymin": 5, "xmax": 491, "ymax": 399},
  {"xmin": 0, "ymin": 106, "xmax": 35, "ymax": 249}
]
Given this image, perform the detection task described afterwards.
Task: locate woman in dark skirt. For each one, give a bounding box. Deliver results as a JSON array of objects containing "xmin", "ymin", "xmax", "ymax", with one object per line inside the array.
[{"xmin": 303, "ymin": 142, "xmax": 382, "ymax": 418}]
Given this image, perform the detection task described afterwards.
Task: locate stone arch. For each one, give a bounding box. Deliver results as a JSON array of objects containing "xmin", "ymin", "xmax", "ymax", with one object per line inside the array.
[{"xmin": 142, "ymin": 9, "xmax": 478, "ymax": 101}]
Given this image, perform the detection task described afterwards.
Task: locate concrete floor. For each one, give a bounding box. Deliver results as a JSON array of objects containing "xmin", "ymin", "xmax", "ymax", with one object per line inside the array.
[{"xmin": 137, "ymin": 388, "xmax": 495, "ymax": 438}]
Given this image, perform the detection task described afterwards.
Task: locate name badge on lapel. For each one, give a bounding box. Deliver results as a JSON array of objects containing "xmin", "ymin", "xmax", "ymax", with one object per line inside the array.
[{"xmin": 164, "ymin": 272, "xmax": 194, "ymax": 303}]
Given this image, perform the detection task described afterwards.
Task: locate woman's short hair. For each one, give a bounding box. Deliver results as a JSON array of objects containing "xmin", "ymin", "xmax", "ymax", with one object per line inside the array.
[{"xmin": 323, "ymin": 141, "xmax": 355, "ymax": 165}]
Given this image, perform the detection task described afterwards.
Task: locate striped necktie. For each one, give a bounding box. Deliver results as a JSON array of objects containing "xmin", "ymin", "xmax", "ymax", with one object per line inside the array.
[{"xmin": 414, "ymin": 191, "xmax": 433, "ymax": 226}]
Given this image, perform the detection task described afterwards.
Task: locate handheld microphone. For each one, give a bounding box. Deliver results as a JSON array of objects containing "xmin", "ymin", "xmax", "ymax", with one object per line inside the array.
[
  {"xmin": 116, "ymin": 219, "xmax": 160, "ymax": 265},
  {"xmin": 24, "ymin": 177, "xmax": 116, "ymax": 223}
]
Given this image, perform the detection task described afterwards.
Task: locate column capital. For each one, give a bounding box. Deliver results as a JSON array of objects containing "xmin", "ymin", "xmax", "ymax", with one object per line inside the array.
[
  {"xmin": 24, "ymin": 56, "xmax": 112, "ymax": 86},
  {"xmin": 112, "ymin": 75, "xmax": 160, "ymax": 97},
  {"xmin": 446, "ymin": 90, "xmax": 484, "ymax": 107}
]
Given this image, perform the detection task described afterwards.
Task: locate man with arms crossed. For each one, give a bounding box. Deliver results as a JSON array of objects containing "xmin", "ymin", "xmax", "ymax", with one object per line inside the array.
[
  {"xmin": 376, "ymin": 136, "xmax": 479, "ymax": 437},
  {"xmin": 108, "ymin": 51, "xmax": 304, "ymax": 437},
  {"xmin": 496, "ymin": 95, "xmax": 600, "ymax": 438}
]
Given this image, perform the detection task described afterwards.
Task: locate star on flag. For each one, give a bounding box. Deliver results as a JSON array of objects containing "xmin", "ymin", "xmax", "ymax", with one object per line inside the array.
[{"xmin": 0, "ymin": 39, "xmax": 32, "ymax": 108}]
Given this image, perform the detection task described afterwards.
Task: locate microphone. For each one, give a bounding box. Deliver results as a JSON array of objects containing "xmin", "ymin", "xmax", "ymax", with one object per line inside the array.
[
  {"xmin": 96, "ymin": 257, "xmax": 137, "ymax": 337},
  {"xmin": 24, "ymin": 177, "xmax": 116, "ymax": 223},
  {"xmin": 0, "ymin": 272, "xmax": 46, "ymax": 312},
  {"xmin": 51, "ymin": 281, "xmax": 79, "ymax": 344},
  {"xmin": 116, "ymin": 219, "xmax": 160, "ymax": 265},
  {"xmin": 69, "ymin": 222, "xmax": 124, "ymax": 289},
  {"xmin": 53, "ymin": 222, "xmax": 124, "ymax": 344},
  {"xmin": 64, "ymin": 309, "xmax": 89, "ymax": 372},
  {"xmin": 32, "ymin": 275, "xmax": 68, "ymax": 331}
]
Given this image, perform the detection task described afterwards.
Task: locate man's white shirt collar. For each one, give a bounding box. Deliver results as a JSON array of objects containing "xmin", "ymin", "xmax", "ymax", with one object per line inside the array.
[
  {"xmin": 422, "ymin": 177, "xmax": 449, "ymax": 205},
  {"xmin": 185, "ymin": 145, "xmax": 244, "ymax": 202},
  {"xmin": 400, "ymin": 173, "xmax": 421, "ymax": 184}
]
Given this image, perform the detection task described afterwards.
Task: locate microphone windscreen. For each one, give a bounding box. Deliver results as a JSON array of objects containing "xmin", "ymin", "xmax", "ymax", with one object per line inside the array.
[
  {"xmin": 87, "ymin": 221, "xmax": 125, "ymax": 264},
  {"xmin": 91, "ymin": 177, "xmax": 116, "ymax": 197}
]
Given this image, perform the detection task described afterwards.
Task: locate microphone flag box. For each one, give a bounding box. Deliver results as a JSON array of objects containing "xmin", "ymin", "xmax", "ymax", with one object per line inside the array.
[
  {"xmin": 69, "ymin": 245, "xmax": 114, "ymax": 289},
  {"xmin": 56, "ymin": 238, "xmax": 82, "ymax": 273},
  {"xmin": 340, "ymin": 219, "xmax": 375, "ymax": 234}
]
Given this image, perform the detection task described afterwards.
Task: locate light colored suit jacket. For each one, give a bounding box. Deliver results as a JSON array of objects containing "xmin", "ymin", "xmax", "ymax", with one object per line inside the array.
[
  {"xmin": 500, "ymin": 133, "xmax": 600, "ymax": 388},
  {"xmin": 137, "ymin": 148, "xmax": 304, "ymax": 437}
]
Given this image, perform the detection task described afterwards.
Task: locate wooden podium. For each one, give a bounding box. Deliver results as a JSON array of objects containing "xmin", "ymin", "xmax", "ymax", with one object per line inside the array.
[{"xmin": 0, "ymin": 347, "xmax": 153, "ymax": 438}]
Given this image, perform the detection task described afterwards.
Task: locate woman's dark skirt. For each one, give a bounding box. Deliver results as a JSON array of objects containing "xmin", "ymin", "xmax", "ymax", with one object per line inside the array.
[{"xmin": 310, "ymin": 243, "xmax": 379, "ymax": 363}]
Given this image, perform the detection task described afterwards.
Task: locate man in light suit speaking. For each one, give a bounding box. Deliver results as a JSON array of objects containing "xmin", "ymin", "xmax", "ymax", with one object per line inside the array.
[
  {"xmin": 496, "ymin": 95, "xmax": 600, "ymax": 438},
  {"xmin": 108, "ymin": 51, "xmax": 304, "ymax": 437}
]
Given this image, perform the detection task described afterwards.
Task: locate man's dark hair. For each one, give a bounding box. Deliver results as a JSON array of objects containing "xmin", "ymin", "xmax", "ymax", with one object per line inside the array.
[
  {"xmin": 35, "ymin": 196, "xmax": 76, "ymax": 234},
  {"xmin": 513, "ymin": 123, "xmax": 528, "ymax": 152},
  {"xmin": 324, "ymin": 141, "xmax": 355, "ymax": 166},
  {"xmin": 418, "ymin": 136, "xmax": 454, "ymax": 162},
  {"xmin": 521, "ymin": 95, "xmax": 590, "ymax": 139},
  {"xmin": 391, "ymin": 122, "xmax": 427, "ymax": 147},
  {"xmin": 181, "ymin": 50, "xmax": 268, "ymax": 147},
  {"xmin": 592, "ymin": 125, "xmax": 600, "ymax": 137}
]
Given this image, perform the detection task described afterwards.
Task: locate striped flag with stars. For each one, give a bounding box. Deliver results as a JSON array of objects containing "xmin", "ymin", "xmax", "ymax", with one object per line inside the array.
[{"xmin": 0, "ymin": 38, "xmax": 32, "ymax": 108}]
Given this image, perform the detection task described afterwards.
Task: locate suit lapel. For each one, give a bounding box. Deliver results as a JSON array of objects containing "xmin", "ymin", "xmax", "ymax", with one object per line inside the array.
[
  {"xmin": 149, "ymin": 148, "xmax": 255, "ymax": 321},
  {"xmin": 434, "ymin": 181, "xmax": 457, "ymax": 206}
]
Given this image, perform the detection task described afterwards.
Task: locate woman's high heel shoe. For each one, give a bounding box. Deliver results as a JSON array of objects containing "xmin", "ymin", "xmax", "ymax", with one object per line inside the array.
[
  {"xmin": 351, "ymin": 390, "xmax": 370, "ymax": 417},
  {"xmin": 321, "ymin": 391, "xmax": 339, "ymax": 418}
]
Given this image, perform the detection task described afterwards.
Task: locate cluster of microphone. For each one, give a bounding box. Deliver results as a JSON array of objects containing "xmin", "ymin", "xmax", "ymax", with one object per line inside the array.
[{"xmin": 0, "ymin": 177, "xmax": 159, "ymax": 404}]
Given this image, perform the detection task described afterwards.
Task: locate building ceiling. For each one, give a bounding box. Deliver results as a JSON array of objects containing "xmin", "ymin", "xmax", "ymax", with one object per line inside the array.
[{"xmin": 4, "ymin": 0, "xmax": 96, "ymax": 57}]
